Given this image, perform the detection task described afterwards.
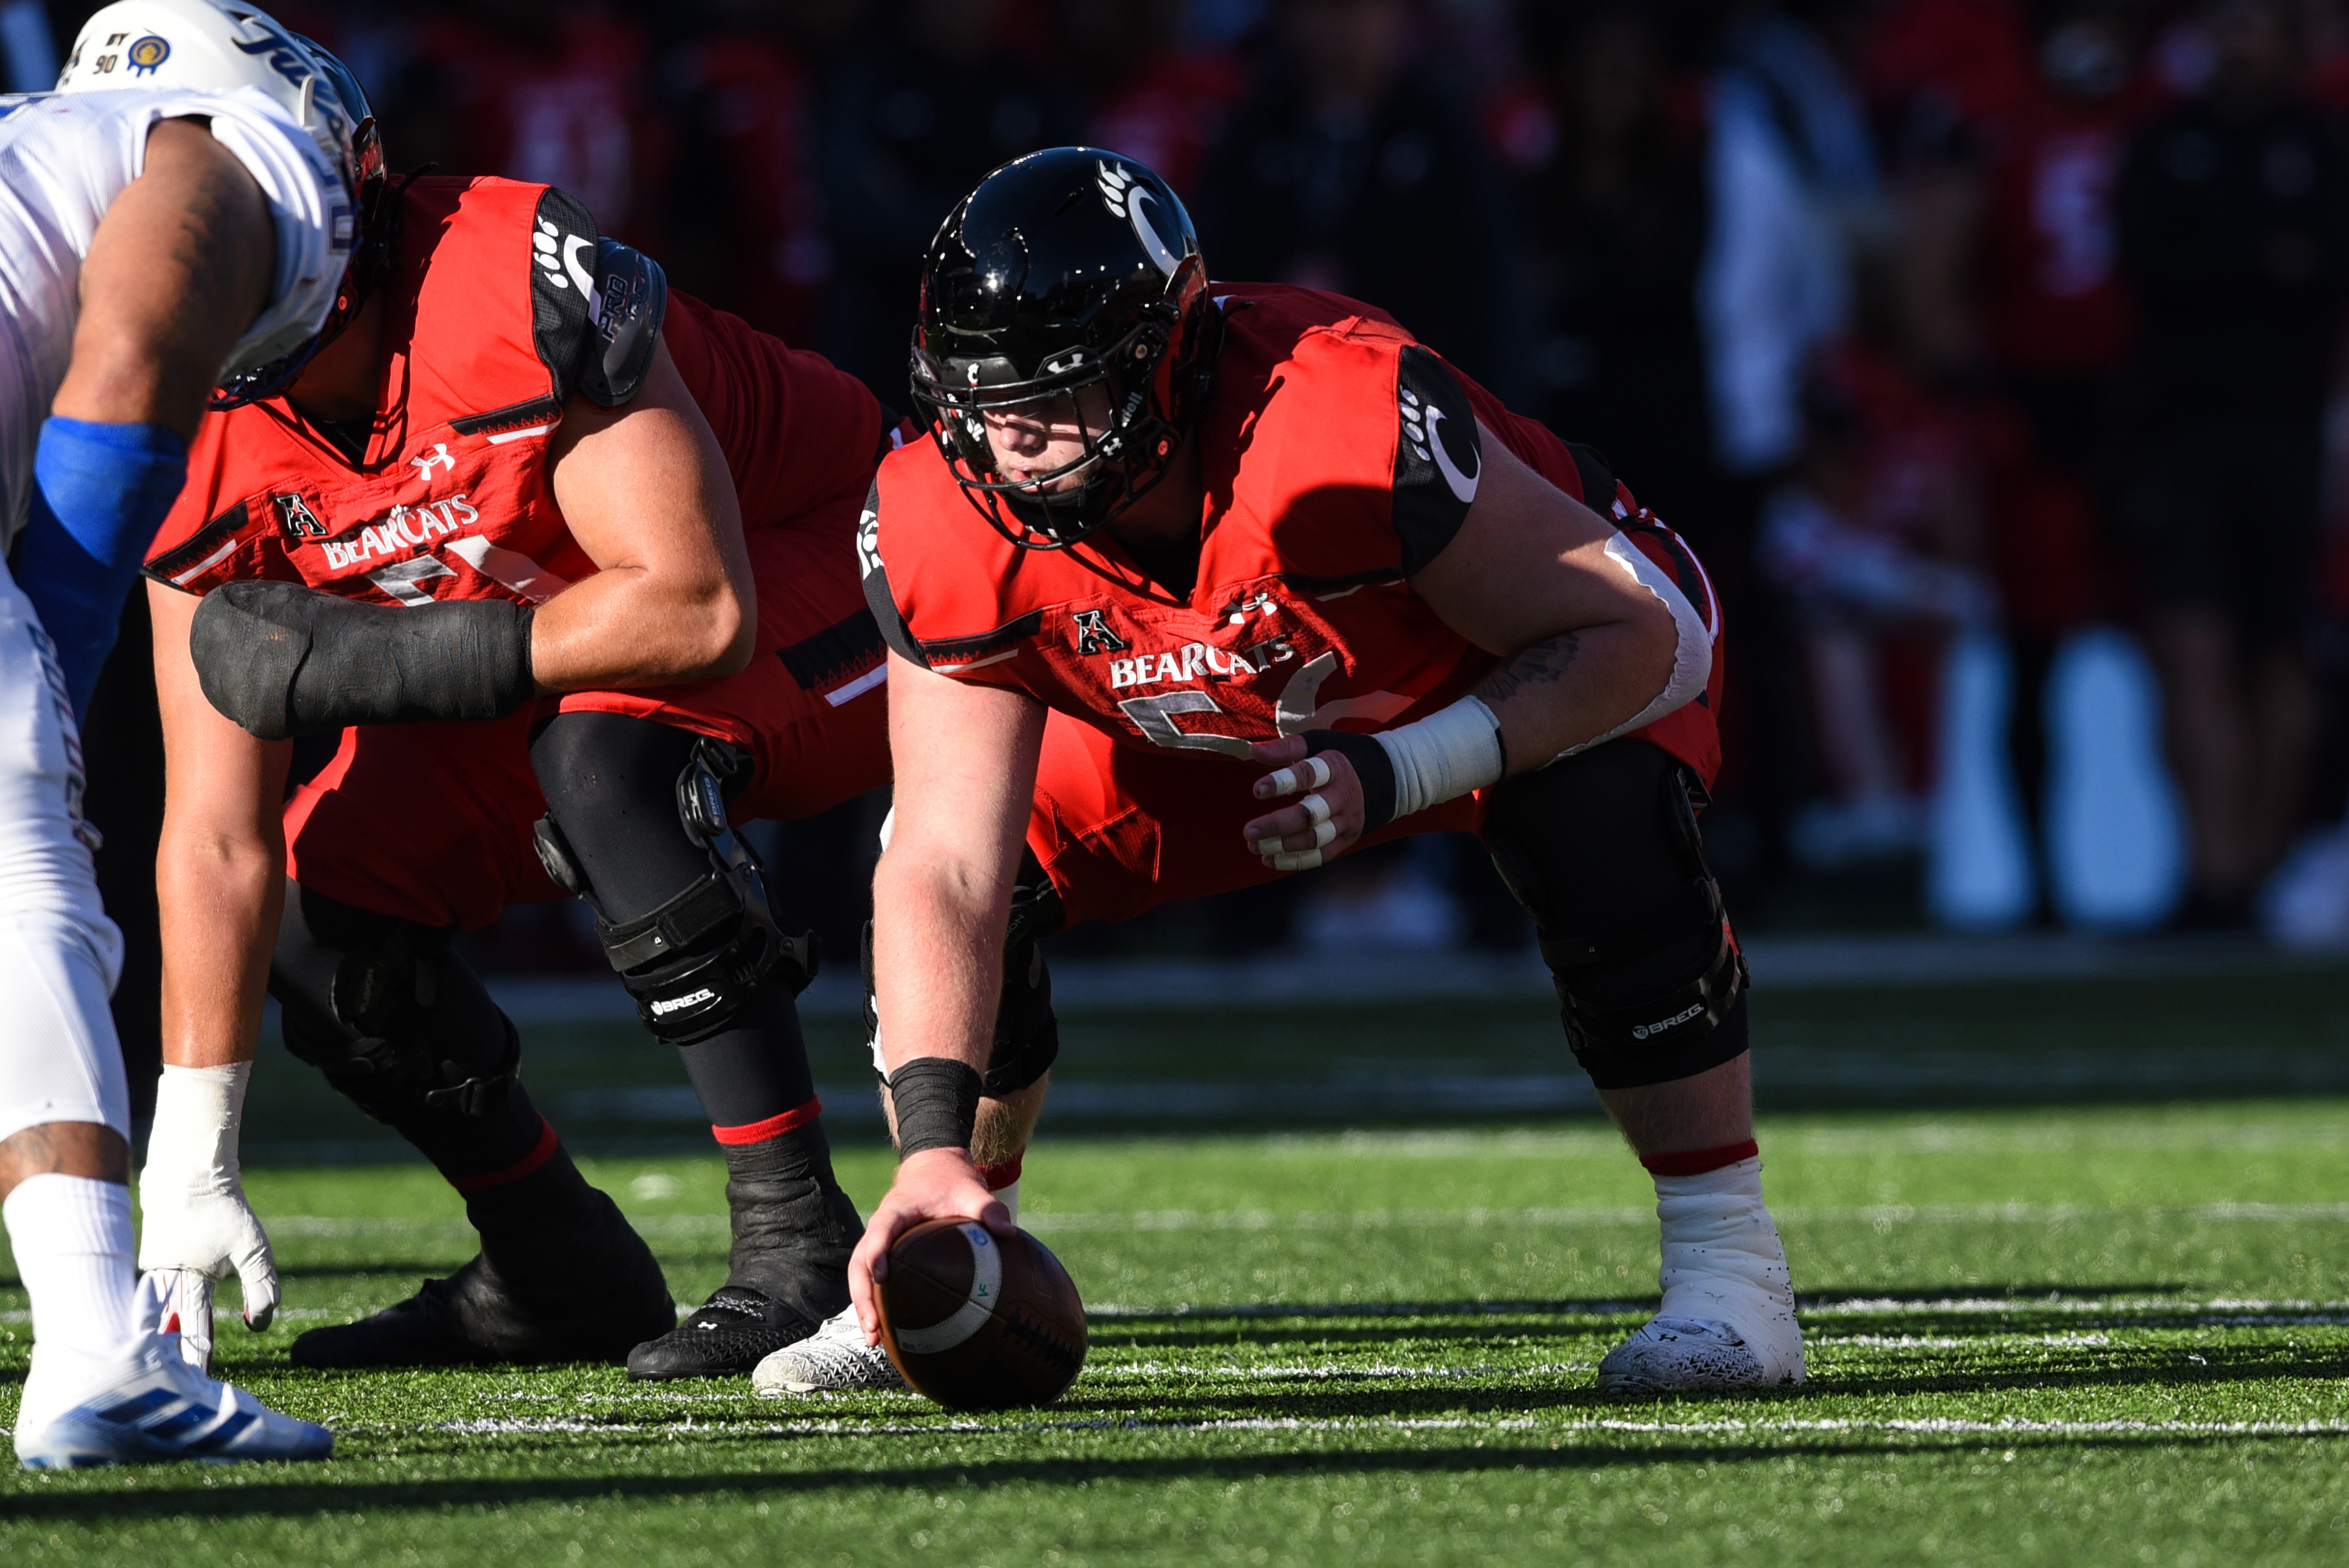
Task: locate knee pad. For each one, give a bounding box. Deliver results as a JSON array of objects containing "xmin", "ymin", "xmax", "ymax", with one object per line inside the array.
[
  {"xmin": 1482, "ymin": 741, "xmax": 1749, "ymax": 1091},
  {"xmin": 271, "ymin": 886, "xmax": 520, "ymax": 1122},
  {"xmin": 534, "ymin": 736, "xmax": 816, "ymax": 1044},
  {"xmin": 863, "ymin": 849, "xmax": 1063, "ymax": 1098}
]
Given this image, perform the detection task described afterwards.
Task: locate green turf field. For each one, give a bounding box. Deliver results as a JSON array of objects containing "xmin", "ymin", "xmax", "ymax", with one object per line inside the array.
[{"xmin": 8, "ymin": 1096, "xmax": 2349, "ymax": 1565}]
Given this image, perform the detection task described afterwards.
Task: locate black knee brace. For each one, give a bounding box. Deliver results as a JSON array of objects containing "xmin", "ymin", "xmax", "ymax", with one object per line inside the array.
[
  {"xmin": 864, "ymin": 847, "xmax": 1063, "ymax": 1098},
  {"xmin": 533, "ymin": 732, "xmax": 816, "ymax": 1044},
  {"xmin": 1481, "ymin": 739, "xmax": 1749, "ymax": 1091},
  {"xmin": 271, "ymin": 884, "xmax": 522, "ymax": 1121}
]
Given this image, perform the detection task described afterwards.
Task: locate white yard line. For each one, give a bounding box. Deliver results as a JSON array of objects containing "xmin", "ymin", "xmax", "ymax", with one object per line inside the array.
[{"xmin": 393, "ymin": 1412, "xmax": 2349, "ymax": 1442}]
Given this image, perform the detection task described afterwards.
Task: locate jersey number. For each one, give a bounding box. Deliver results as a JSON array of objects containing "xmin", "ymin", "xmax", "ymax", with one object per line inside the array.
[{"xmin": 1117, "ymin": 693, "xmax": 1253, "ymax": 758}]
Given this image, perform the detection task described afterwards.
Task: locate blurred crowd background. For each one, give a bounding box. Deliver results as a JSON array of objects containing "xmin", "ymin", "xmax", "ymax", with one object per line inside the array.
[{"xmin": 16, "ymin": 0, "xmax": 2349, "ymax": 977}]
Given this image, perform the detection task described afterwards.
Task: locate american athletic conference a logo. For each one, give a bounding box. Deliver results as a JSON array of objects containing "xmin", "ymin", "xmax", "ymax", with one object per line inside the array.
[{"xmin": 1071, "ymin": 609, "xmax": 1127, "ymax": 656}]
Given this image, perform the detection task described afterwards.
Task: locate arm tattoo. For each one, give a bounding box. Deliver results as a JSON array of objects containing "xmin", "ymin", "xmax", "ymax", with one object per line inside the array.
[{"xmin": 1476, "ymin": 632, "xmax": 1581, "ymax": 709}]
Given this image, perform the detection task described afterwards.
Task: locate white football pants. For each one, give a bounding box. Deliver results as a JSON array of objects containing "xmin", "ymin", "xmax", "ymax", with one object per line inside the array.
[{"xmin": 0, "ymin": 555, "xmax": 127, "ymax": 1148}]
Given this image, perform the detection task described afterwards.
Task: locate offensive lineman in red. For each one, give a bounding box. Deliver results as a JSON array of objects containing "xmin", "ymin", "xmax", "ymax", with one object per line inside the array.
[
  {"xmin": 799, "ymin": 149, "xmax": 1802, "ymax": 1398},
  {"xmin": 141, "ymin": 150, "xmax": 890, "ymax": 1379}
]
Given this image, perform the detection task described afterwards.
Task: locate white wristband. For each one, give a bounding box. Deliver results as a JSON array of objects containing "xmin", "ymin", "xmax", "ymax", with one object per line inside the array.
[{"xmin": 1372, "ymin": 695, "xmax": 1507, "ymax": 821}]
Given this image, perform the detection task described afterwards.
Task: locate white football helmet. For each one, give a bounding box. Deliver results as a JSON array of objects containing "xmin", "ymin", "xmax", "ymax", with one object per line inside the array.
[
  {"xmin": 57, "ymin": 0, "xmax": 388, "ymax": 403},
  {"xmin": 58, "ymin": 0, "xmax": 380, "ymax": 211}
]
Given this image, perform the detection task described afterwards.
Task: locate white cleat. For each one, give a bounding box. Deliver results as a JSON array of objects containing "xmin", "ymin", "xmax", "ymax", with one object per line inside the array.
[
  {"xmin": 14, "ymin": 1336, "xmax": 332, "ymax": 1469},
  {"xmin": 751, "ymin": 1305, "xmax": 907, "ymax": 1396},
  {"xmin": 1600, "ymin": 1155, "xmax": 1806, "ymax": 1396},
  {"xmin": 1597, "ymin": 1313, "xmax": 1805, "ymax": 1395}
]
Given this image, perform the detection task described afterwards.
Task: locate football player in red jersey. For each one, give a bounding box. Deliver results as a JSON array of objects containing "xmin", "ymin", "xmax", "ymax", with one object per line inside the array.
[
  {"xmin": 769, "ymin": 148, "xmax": 1800, "ymax": 1397},
  {"xmin": 141, "ymin": 149, "xmax": 892, "ymax": 1379}
]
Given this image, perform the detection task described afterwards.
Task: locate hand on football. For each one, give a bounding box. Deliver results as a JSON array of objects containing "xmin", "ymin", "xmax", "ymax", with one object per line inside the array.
[
  {"xmin": 849, "ymin": 1147, "xmax": 1012, "ymax": 1346},
  {"xmin": 1244, "ymin": 736, "xmax": 1366, "ymax": 871}
]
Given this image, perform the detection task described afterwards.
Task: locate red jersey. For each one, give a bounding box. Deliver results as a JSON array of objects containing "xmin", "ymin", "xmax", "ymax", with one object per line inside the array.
[
  {"xmin": 148, "ymin": 175, "xmax": 883, "ymax": 624},
  {"xmin": 863, "ymin": 285, "xmax": 1724, "ymax": 784}
]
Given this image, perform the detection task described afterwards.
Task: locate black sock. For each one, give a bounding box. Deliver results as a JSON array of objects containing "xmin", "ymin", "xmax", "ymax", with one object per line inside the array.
[
  {"xmin": 676, "ymin": 972, "xmax": 821, "ymax": 1138},
  {"xmin": 715, "ymin": 1121, "xmax": 862, "ymax": 1314}
]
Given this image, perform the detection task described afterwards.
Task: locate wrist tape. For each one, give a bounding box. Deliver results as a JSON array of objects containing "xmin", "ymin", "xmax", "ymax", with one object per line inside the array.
[
  {"xmin": 1302, "ymin": 695, "xmax": 1506, "ymax": 833},
  {"xmin": 886, "ymin": 1057, "xmax": 983, "ymax": 1158},
  {"xmin": 189, "ymin": 580, "xmax": 536, "ymax": 739},
  {"xmin": 145, "ymin": 1062, "xmax": 250, "ymax": 1195}
]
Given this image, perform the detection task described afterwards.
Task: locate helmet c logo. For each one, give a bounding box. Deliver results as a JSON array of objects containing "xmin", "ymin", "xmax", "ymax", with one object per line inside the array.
[{"xmin": 1096, "ymin": 161, "xmax": 1182, "ymax": 278}]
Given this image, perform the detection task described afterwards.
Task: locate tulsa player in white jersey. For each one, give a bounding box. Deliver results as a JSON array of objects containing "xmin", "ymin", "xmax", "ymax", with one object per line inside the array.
[{"xmin": 1, "ymin": 0, "xmax": 372, "ymax": 1467}]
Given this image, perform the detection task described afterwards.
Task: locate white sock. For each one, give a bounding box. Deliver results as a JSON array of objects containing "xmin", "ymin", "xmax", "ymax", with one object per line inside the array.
[
  {"xmin": 1653, "ymin": 1156, "xmax": 1799, "ymax": 1353},
  {"xmin": 6, "ymin": 1174, "xmax": 138, "ymax": 1415},
  {"xmin": 990, "ymin": 1180, "xmax": 1020, "ymax": 1225}
]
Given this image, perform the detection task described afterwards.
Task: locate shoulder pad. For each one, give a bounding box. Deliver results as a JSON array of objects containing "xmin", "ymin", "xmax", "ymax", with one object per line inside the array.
[
  {"xmin": 1392, "ymin": 344, "xmax": 1482, "ymax": 575},
  {"xmin": 528, "ymin": 187, "xmax": 600, "ymax": 404},
  {"xmin": 857, "ymin": 479, "xmax": 927, "ymax": 668},
  {"xmin": 577, "ymin": 238, "xmax": 669, "ymax": 408},
  {"xmin": 525, "ymin": 189, "xmax": 669, "ymax": 408}
]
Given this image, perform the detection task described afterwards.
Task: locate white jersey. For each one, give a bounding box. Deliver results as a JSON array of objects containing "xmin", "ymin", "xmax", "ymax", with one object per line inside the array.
[{"xmin": 0, "ymin": 86, "xmax": 347, "ymax": 547}]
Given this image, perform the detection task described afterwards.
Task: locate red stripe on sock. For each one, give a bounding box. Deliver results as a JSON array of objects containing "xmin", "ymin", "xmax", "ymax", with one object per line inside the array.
[
  {"xmin": 977, "ymin": 1154, "xmax": 1024, "ymax": 1191},
  {"xmin": 711, "ymin": 1098, "xmax": 823, "ymax": 1146},
  {"xmin": 1639, "ymin": 1139, "xmax": 1760, "ymax": 1177},
  {"xmin": 449, "ymin": 1117, "xmax": 561, "ymax": 1193}
]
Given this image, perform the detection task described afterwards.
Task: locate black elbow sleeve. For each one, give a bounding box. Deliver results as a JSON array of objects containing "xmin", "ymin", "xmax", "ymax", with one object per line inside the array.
[{"xmin": 191, "ymin": 580, "xmax": 536, "ymax": 739}]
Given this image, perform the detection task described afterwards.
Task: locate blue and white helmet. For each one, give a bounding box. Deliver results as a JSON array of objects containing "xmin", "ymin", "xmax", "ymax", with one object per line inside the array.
[
  {"xmin": 57, "ymin": 0, "xmax": 388, "ymax": 405},
  {"xmin": 58, "ymin": 0, "xmax": 380, "ymax": 215}
]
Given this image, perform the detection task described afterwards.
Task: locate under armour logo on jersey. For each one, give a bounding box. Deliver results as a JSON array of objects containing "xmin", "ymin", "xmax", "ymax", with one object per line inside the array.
[
  {"xmin": 1096, "ymin": 161, "xmax": 1183, "ymax": 277},
  {"xmin": 1070, "ymin": 609, "xmax": 1128, "ymax": 656},
  {"xmin": 410, "ymin": 443, "xmax": 455, "ymax": 479},
  {"xmin": 272, "ymin": 493, "xmax": 326, "ymax": 538},
  {"xmin": 533, "ymin": 220, "xmax": 598, "ymax": 303}
]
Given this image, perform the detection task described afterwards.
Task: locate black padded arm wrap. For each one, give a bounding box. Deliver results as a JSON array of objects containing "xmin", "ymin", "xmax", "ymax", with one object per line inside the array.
[
  {"xmin": 190, "ymin": 580, "xmax": 536, "ymax": 741},
  {"xmin": 1301, "ymin": 729, "xmax": 1398, "ymax": 830},
  {"xmin": 886, "ymin": 1057, "xmax": 983, "ymax": 1158}
]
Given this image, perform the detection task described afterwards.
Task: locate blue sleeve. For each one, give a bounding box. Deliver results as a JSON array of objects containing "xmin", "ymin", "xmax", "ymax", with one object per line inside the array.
[{"xmin": 13, "ymin": 418, "xmax": 189, "ymax": 722}]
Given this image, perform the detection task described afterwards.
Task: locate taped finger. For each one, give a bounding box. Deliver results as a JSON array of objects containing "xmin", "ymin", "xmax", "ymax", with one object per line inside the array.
[
  {"xmin": 1312, "ymin": 820, "xmax": 1337, "ymax": 849},
  {"xmin": 1261, "ymin": 755, "xmax": 1334, "ymax": 797},
  {"xmin": 1272, "ymin": 849, "xmax": 1325, "ymax": 871},
  {"xmin": 1301, "ymin": 792, "xmax": 1332, "ymax": 827},
  {"xmin": 1254, "ymin": 835, "xmax": 1285, "ymax": 857}
]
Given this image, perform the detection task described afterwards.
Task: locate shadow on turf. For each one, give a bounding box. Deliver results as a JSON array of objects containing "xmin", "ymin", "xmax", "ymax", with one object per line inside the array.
[
  {"xmin": 1083, "ymin": 1286, "xmax": 2191, "ymax": 1349},
  {"xmin": 7, "ymin": 1427, "xmax": 2341, "ymax": 1522}
]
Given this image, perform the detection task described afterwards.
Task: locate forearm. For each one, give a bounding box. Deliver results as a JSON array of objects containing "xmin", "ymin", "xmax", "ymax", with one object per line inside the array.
[
  {"xmin": 525, "ymin": 566, "xmax": 752, "ymax": 692},
  {"xmin": 156, "ymin": 825, "xmax": 282, "ymax": 1070},
  {"xmin": 1475, "ymin": 618, "xmax": 1679, "ymax": 777},
  {"xmin": 869, "ymin": 848, "xmax": 1010, "ymax": 1079}
]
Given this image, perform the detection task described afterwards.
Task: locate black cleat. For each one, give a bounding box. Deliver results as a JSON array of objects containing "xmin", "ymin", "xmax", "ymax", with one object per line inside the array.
[
  {"xmin": 624, "ymin": 1121, "xmax": 862, "ymax": 1380},
  {"xmin": 625, "ymin": 1286, "xmax": 825, "ymax": 1381},
  {"xmin": 292, "ymin": 1177, "xmax": 674, "ymax": 1368},
  {"xmin": 291, "ymin": 1247, "xmax": 676, "ymax": 1368}
]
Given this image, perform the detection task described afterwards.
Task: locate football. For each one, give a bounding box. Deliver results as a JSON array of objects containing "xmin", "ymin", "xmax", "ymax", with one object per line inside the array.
[{"xmin": 875, "ymin": 1219, "xmax": 1089, "ymax": 1409}]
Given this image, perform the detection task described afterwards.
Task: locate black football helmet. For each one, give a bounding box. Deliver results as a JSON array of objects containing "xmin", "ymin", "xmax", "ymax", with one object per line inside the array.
[{"xmin": 910, "ymin": 148, "xmax": 1221, "ymax": 550}]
